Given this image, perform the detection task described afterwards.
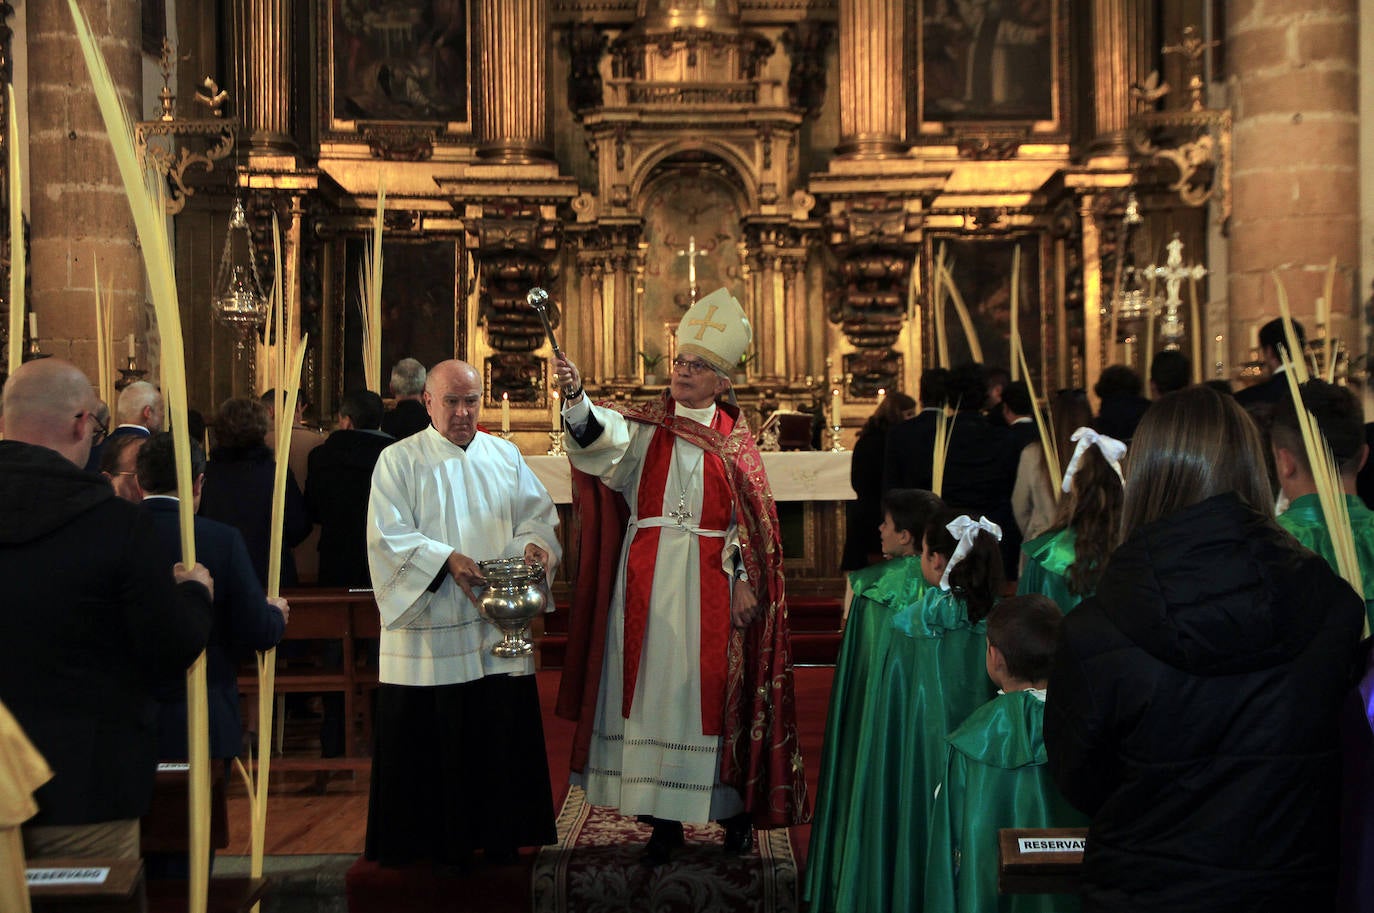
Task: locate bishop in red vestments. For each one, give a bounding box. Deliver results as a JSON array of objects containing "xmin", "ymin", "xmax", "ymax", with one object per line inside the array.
[{"xmin": 553, "ymin": 288, "xmax": 809, "ymax": 866}]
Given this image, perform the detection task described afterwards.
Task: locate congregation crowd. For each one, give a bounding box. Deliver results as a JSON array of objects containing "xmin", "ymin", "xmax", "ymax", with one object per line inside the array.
[
  {"xmin": 3, "ymin": 301, "xmax": 1373, "ymax": 913},
  {"xmin": 813, "ymin": 316, "xmax": 1373, "ymax": 912}
]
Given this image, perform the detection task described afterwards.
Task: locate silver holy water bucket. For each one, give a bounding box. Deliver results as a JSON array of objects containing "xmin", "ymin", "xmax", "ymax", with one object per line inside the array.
[{"xmin": 475, "ymin": 557, "xmax": 548, "ymax": 657}]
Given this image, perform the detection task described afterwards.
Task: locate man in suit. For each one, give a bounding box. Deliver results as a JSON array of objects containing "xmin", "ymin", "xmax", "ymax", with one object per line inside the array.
[
  {"xmin": 136, "ymin": 432, "xmax": 289, "ymax": 763},
  {"xmin": 305, "ymin": 390, "xmax": 393, "ymax": 760},
  {"xmin": 306, "ymin": 390, "xmax": 394, "ymax": 588},
  {"xmin": 1236, "ymin": 317, "xmax": 1307, "ymax": 410},
  {"xmin": 381, "ymin": 357, "xmax": 431, "ymax": 440},
  {"xmin": 0, "ymin": 359, "xmax": 212, "ymax": 860},
  {"xmin": 85, "ymin": 381, "xmax": 161, "ymax": 472},
  {"xmin": 883, "ymin": 367, "xmax": 950, "ymax": 493}
]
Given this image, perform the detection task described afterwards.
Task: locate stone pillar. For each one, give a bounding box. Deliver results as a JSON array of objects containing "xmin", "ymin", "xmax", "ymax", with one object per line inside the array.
[
  {"xmin": 836, "ymin": 0, "xmax": 905, "ymax": 156},
  {"xmin": 1228, "ymin": 0, "xmax": 1359, "ymax": 354},
  {"xmin": 1089, "ymin": 0, "xmax": 1153, "ymax": 152},
  {"xmin": 474, "ymin": 0, "xmax": 551, "ymax": 161},
  {"xmin": 229, "ymin": 0, "xmax": 295, "ymax": 153},
  {"xmin": 27, "ymin": 0, "xmax": 145, "ymax": 375}
]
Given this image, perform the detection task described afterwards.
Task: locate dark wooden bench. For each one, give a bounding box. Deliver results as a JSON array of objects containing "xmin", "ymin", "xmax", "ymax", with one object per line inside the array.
[
  {"xmin": 29, "ymin": 857, "xmax": 145, "ymax": 913},
  {"xmin": 238, "ymin": 588, "xmax": 382, "ymax": 770},
  {"xmin": 141, "ymin": 767, "xmax": 270, "ymax": 913},
  {"xmin": 998, "ymin": 827, "xmax": 1087, "ymax": 895}
]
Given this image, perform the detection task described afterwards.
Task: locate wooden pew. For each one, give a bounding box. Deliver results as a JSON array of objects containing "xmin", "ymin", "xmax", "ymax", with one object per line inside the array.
[
  {"xmin": 998, "ymin": 827, "xmax": 1087, "ymax": 895},
  {"xmin": 237, "ymin": 588, "xmax": 382, "ymax": 771},
  {"xmin": 138, "ymin": 766, "xmax": 269, "ymax": 913},
  {"xmin": 28, "ymin": 857, "xmax": 145, "ymax": 913}
]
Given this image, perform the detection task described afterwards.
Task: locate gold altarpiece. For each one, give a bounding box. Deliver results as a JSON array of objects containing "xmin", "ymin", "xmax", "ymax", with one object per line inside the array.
[{"xmin": 116, "ymin": 0, "xmax": 1225, "ymax": 584}]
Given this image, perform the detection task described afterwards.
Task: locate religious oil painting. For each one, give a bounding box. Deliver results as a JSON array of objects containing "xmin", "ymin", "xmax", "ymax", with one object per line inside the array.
[
  {"xmin": 327, "ymin": 0, "xmax": 470, "ymax": 128},
  {"xmin": 340, "ymin": 239, "xmax": 458, "ymax": 395},
  {"xmin": 923, "ymin": 233, "xmax": 1046, "ymax": 384},
  {"xmin": 640, "ymin": 168, "xmax": 745, "ymax": 361},
  {"xmin": 917, "ymin": 0, "xmax": 1063, "ymax": 133}
]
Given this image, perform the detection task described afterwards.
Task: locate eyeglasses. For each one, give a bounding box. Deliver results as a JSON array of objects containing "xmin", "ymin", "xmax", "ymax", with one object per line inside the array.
[
  {"xmin": 80, "ymin": 411, "xmax": 109, "ymax": 444},
  {"xmin": 671, "ymin": 356, "xmax": 714, "ymax": 376}
]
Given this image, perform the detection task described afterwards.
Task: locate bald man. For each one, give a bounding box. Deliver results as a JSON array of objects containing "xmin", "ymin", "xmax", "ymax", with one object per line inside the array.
[
  {"xmin": 364, "ymin": 359, "xmax": 561, "ymax": 869},
  {"xmin": 0, "ymin": 359, "xmax": 213, "ymax": 861}
]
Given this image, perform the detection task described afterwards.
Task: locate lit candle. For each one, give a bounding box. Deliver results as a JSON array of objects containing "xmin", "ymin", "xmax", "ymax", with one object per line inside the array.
[
  {"xmin": 551, "ymin": 390, "xmax": 561, "ymax": 433},
  {"xmin": 877, "ymin": 388, "xmax": 886, "ymax": 407},
  {"xmin": 831, "ymin": 387, "xmax": 840, "ymax": 429},
  {"xmin": 1214, "ymin": 334, "xmax": 1224, "ymax": 367},
  {"xmin": 127, "ymin": 332, "xmax": 136, "ymax": 360},
  {"xmin": 28, "ymin": 312, "xmax": 36, "ymax": 338},
  {"xmin": 1123, "ymin": 337, "xmax": 1135, "ymax": 368},
  {"xmin": 501, "ymin": 392, "xmax": 510, "ymax": 433}
]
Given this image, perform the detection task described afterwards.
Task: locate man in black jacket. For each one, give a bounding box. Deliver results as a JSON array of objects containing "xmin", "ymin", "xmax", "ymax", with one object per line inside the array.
[
  {"xmin": 380, "ymin": 357, "xmax": 430, "ymax": 440},
  {"xmin": 882, "ymin": 367, "xmax": 949, "ymax": 493},
  {"xmin": 137, "ymin": 433, "xmax": 288, "ymax": 762},
  {"xmin": 305, "ymin": 390, "xmax": 392, "ymax": 759},
  {"xmin": 0, "ymin": 359, "xmax": 213, "ymax": 860},
  {"xmin": 306, "ymin": 390, "xmax": 394, "ymax": 588}
]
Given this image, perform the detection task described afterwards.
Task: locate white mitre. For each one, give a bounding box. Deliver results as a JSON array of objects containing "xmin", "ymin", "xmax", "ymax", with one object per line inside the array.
[{"xmin": 676, "ymin": 287, "xmax": 752, "ymax": 374}]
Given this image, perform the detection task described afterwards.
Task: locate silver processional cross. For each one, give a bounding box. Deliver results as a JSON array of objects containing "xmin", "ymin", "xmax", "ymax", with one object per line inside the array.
[{"xmin": 1143, "ymin": 234, "xmax": 1207, "ymax": 350}]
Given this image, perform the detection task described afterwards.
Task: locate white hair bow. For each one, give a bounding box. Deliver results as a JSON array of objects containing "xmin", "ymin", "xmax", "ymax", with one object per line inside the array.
[
  {"xmin": 1061, "ymin": 426, "xmax": 1127, "ymax": 494},
  {"xmin": 940, "ymin": 515, "xmax": 1003, "ymax": 592}
]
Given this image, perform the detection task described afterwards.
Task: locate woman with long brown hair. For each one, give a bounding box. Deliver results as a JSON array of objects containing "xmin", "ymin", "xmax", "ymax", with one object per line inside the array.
[
  {"xmin": 1017, "ymin": 426, "xmax": 1125, "ymax": 611},
  {"xmin": 1045, "ymin": 385, "xmax": 1364, "ymax": 912}
]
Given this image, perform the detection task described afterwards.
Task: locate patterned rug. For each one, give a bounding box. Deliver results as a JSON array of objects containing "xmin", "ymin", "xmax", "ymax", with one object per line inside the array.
[{"xmin": 531, "ymin": 787, "xmax": 798, "ymax": 913}]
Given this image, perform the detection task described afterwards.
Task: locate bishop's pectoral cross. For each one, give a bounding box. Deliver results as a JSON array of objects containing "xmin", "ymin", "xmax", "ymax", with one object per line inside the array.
[
  {"xmin": 667, "ymin": 494, "xmax": 694, "ymax": 528},
  {"xmin": 677, "ymin": 235, "xmax": 707, "ymax": 304}
]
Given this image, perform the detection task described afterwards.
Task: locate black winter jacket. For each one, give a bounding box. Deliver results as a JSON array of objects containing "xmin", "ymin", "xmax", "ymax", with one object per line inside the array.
[
  {"xmin": 1045, "ymin": 492, "xmax": 1365, "ymax": 912},
  {"xmin": 0, "ymin": 440, "xmax": 212, "ymax": 825},
  {"xmin": 304, "ymin": 429, "xmax": 393, "ymax": 587}
]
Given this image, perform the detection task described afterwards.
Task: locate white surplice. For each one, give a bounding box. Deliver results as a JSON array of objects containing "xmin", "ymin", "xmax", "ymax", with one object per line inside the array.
[
  {"xmin": 563, "ymin": 398, "xmax": 745, "ymax": 824},
  {"xmin": 366, "ymin": 425, "xmax": 561, "ymax": 687}
]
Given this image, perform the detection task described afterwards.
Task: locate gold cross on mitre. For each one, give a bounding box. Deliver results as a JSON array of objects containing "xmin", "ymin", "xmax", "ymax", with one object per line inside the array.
[{"xmin": 687, "ymin": 304, "xmax": 727, "ymax": 340}]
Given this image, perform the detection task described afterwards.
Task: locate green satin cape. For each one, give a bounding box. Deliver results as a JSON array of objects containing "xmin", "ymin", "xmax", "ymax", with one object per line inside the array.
[
  {"xmin": 1017, "ymin": 528, "xmax": 1089, "ymax": 613},
  {"xmin": 835, "ymin": 586, "xmax": 996, "ymax": 912},
  {"xmin": 924, "ymin": 690, "xmax": 1086, "ymax": 912},
  {"xmin": 803, "ymin": 556, "xmax": 927, "ymax": 911},
  {"xmin": 1278, "ymin": 493, "xmax": 1374, "ymax": 630}
]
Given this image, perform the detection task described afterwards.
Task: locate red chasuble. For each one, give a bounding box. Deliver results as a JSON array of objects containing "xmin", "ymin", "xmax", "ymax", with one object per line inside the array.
[{"xmin": 555, "ymin": 394, "xmax": 811, "ymax": 829}]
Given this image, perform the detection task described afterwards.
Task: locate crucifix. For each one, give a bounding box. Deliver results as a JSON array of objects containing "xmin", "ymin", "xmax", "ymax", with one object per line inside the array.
[
  {"xmin": 677, "ymin": 235, "xmax": 707, "ymax": 305},
  {"xmin": 1143, "ymin": 234, "xmax": 1207, "ymax": 350}
]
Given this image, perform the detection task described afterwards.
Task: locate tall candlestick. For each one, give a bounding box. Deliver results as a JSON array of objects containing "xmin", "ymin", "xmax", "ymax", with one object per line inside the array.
[
  {"xmin": 500, "ymin": 392, "xmax": 510, "ymax": 433},
  {"xmin": 551, "ymin": 390, "xmax": 561, "ymax": 433},
  {"xmin": 127, "ymin": 332, "xmax": 136, "ymax": 360},
  {"xmin": 830, "ymin": 387, "xmax": 840, "ymax": 429},
  {"xmin": 28, "ymin": 312, "xmax": 36, "ymax": 338}
]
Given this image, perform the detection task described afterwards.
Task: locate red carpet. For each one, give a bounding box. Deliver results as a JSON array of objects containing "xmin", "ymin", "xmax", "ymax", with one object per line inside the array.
[{"xmin": 346, "ymin": 666, "xmax": 834, "ymax": 912}]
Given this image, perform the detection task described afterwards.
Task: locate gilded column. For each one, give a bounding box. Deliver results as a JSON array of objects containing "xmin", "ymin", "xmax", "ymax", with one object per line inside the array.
[
  {"xmin": 229, "ymin": 0, "xmax": 295, "ymax": 153},
  {"xmin": 1079, "ymin": 195, "xmax": 1104, "ymax": 408},
  {"xmin": 28, "ymin": 0, "xmax": 144, "ymax": 371},
  {"xmin": 1228, "ymin": 0, "xmax": 1359, "ymax": 352},
  {"xmin": 1089, "ymin": 0, "xmax": 1152, "ymax": 152},
  {"xmin": 836, "ymin": 0, "xmax": 905, "ymax": 156},
  {"xmin": 474, "ymin": 0, "xmax": 551, "ymax": 161}
]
